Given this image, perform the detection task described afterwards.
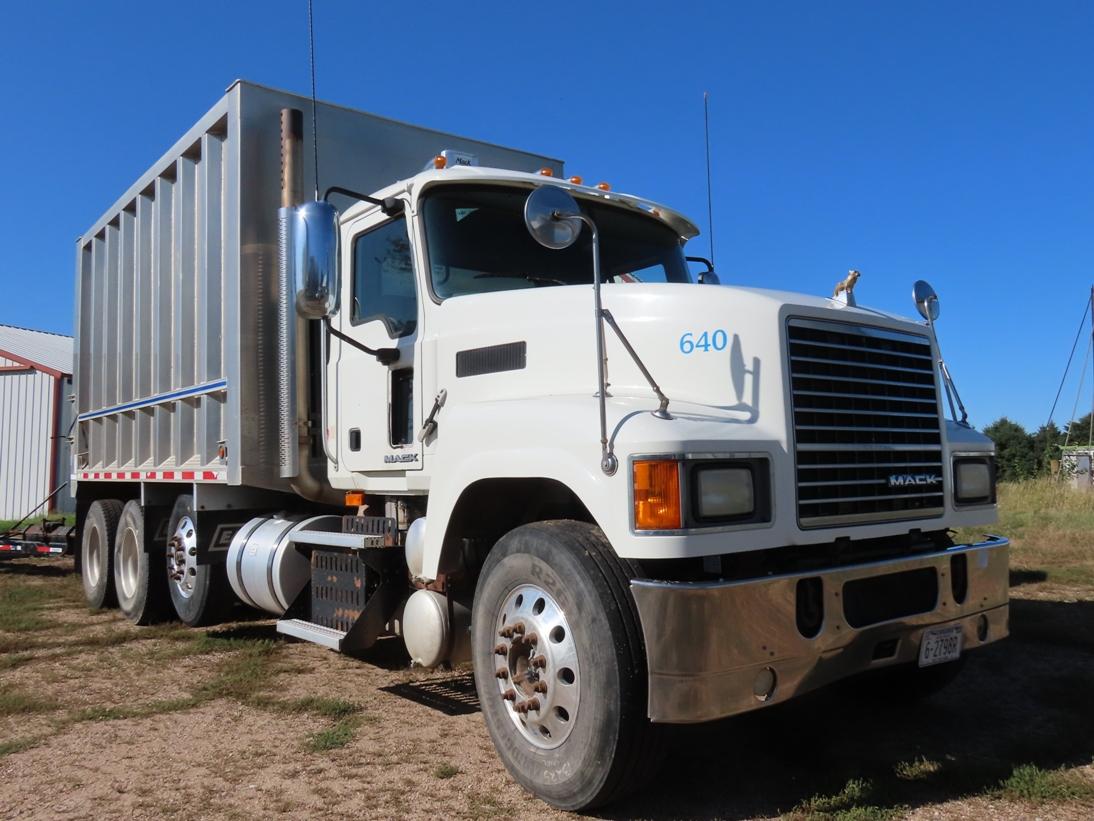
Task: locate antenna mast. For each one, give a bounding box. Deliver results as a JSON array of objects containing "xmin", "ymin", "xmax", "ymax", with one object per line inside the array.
[{"xmin": 703, "ymin": 91, "xmax": 715, "ymax": 268}]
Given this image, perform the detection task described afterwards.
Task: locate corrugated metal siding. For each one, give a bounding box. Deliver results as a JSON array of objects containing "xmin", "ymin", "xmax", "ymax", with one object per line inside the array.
[
  {"xmin": 0, "ymin": 357, "xmax": 55, "ymax": 520},
  {"xmin": 0, "ymin": 325, "xmax": 73, "ymax": 374}
]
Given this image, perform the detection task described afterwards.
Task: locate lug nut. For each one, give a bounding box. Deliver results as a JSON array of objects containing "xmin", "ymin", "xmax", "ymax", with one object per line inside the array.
[
  {"xmin": 494, "ymin": 644, "xmax": 507, "ymax": 656},
  {"xmin": 511, "ymin": 622, "xmax": 525, "ymax": 635},
  {"xmin": 525, "ymin": 632, "xmax": 539, "ymax": 645},
  {"xmin": 527, "ymin": 697, "xmax": 541, "ymax": 712},
  {"xmin": 531, "ymin": 655, "xmax": 547, "ymax": 669},
  {"xmin": 495, "ymin": 668, "xmax": 508, "ymax": 680},
  {"xmin": 533, "ymin": 681, "xmax": 548, "ymax": 694},
  {"xmin": 502, "ymin": 689, "xmax": 516, "ymax": 701}
]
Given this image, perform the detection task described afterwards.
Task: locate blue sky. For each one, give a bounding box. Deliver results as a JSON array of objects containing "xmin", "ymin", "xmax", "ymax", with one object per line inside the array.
[{"xmin": 1, "ymin": 1, "xmax": 1090, "ymax": 431}]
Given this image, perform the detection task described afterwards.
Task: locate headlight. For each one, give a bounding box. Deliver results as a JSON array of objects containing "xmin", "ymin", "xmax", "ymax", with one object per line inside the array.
[
  {"xmin": 696, "ymin": 466, "xmax": 754, "ymax": 519},
  {"xmin": 953, "ymin": 457, "xmax": 995, "ymax": 505}
]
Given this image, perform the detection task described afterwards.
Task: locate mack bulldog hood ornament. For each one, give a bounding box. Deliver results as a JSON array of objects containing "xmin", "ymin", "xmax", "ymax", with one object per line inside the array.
[{"xmin": 832, "ymin": 269, "xmax": 860, "ymax": 306}]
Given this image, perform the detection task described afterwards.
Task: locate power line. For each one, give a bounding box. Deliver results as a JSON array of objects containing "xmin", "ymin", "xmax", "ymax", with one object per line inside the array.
[{"xmin": 1046, "ymin": 290, "xmax": 1093, "ymax": 428}]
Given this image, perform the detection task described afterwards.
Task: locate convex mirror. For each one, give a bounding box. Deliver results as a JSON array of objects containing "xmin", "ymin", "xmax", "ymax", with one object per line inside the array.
[
  {"xmin": 524, "ymin": 186, "xmax": 583, "ymax": 250},
  {"xmin": 912, "ymin": 279, "xmax": 940, "ymax": 322}
]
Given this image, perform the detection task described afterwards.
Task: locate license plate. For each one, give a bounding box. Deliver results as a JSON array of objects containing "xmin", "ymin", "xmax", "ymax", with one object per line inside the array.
[{"xmin": 918, "ymin": 624, "xmax": 963, "ymax": 667}]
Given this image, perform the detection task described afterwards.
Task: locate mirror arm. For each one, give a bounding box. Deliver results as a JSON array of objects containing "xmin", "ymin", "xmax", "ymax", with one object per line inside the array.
[
  {"xmin": 323, "ymin": 186, "xmax": 404, "ymax": 217},
  {"xmin": 686, "ymin": 255, "xmax": 714, "ymax": 273},
  {"xmin": 322, "ymin": 317, "xmax": 400, "ymax": 366}
]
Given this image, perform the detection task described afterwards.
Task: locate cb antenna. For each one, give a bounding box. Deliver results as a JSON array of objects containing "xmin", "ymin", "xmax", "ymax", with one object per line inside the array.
[
  {"xmin": 307, "ymin": 0, "xmax": 320, "ymax": 200},
  {"xmin": 703, "ymin": 91, "xmax": 715, "ymax": 268}
]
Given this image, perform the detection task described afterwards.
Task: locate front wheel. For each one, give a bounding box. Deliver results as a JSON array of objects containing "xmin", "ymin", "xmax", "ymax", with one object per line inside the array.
[{"xmin": 471, "ymin": 521, "xmax": 661, "ymax": 811}]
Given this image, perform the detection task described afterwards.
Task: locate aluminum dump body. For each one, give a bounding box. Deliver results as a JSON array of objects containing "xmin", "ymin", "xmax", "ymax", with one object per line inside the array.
[{"xmin": 74, "ymin": 81, "xmax": 562, "ymax": 492}]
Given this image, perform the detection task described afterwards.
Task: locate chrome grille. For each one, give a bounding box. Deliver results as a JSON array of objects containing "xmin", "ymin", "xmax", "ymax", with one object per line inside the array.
[{"xmin": 788, "ymin": 318, "xmax": 944, "ymax": 528}]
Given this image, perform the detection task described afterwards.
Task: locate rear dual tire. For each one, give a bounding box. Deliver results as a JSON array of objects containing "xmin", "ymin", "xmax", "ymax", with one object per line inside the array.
[
  {"xmin": 81, "ymin": 500, "xmax": 123, "ymax": 609},
  {"xmin": 113, "ymin": 500, "xmax": 170, "ymax": 625},
  {"xmin": 166, "ymin": 495, "xmax": 231, "ymax": 626}
]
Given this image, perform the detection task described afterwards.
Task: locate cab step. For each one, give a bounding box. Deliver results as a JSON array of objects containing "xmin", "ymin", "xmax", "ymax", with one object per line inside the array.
[{"xmin": 276, "ymin": 618, "xmax": 347, "ymax": 651}]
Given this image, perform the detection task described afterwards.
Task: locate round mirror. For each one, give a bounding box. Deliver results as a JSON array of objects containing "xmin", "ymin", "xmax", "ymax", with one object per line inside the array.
[
  {"xmin": 524, "ymin": 186, "xmax": 583, "ymax": 250},
  {"xmin": 912, "ymin": 279, "xmax": 940, "ymax": 321}
]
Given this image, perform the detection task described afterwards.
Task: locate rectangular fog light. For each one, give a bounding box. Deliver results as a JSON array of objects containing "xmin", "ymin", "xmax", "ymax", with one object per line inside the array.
[{"xmin": 696, "ymin": 466, "xmax": 754, "ymax": 520}]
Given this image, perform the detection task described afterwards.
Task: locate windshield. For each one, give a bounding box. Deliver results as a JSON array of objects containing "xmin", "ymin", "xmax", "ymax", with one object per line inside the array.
[{"xmin": 422, "ymin": 184, "xmax": 691, "ymax": 299}]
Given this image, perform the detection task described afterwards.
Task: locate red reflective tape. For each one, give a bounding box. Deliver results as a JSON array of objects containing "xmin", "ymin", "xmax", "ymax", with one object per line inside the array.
[
  {"xmin": 35, "ymin": 545, "xmax": 50, "ymax": 554},
  {"xmin": 202, "ymin": 471, "xmax": 218, "ymax": 481},
  {"xmin": 130, "ymin": 471, "xmax": 140, "ymax": 480},
  {"xmin": 163, "ymin": 471, "xmax": 175, "ymax": 480},
  {"xmin": 81, "ymin": 472, "xmax": 89, "ymax": 480},
  {"xmin": 93, "ymin": 473, "xmax": 100, "ymax": 479},
  {"xmin": 0, "ymin": 545, "xmax": 12, "ymax": 551},
  {"xmin": 182, "ymin": 471, "xmax": 195, "ymax": 480},
  {"xmin": 104, "ymin": 472, "xmax": 113, "ymax": 479},
  {"xmin": 146, "ymin": 472, "xmax": 157, "ymax": 480}
]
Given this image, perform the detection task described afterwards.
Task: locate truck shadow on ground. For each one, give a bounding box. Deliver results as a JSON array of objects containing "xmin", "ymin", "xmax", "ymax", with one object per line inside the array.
[
  {"xmin": 0, "ymin": 560, "xmax": 71, "ymax": 578},
  {"xmin": 602, "ymin": 597, "xmax": 1094, "ymax": 820}
]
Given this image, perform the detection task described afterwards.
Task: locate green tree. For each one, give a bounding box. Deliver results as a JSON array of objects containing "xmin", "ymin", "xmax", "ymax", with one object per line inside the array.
[
  {"xmin": 1031, "ymin": 422, "xmax": 1064, "ymax": 475},
  {"xmin": 982, "ymin": 417, "xmax": 1035, "ymax": 481}
]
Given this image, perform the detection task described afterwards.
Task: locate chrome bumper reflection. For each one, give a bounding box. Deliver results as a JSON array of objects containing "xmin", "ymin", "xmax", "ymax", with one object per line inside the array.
[{"xmin": 630, "ymin": 536, "xmax": 1009, "ymax": 724}]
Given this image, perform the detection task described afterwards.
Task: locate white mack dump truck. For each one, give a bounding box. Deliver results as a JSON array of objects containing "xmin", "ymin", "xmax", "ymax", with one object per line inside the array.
[{"xmin": 73, "ymin": 81, "xmax": 1009, "ymax": 810}]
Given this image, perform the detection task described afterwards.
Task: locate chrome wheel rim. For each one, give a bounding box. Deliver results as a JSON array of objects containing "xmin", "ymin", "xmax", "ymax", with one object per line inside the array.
[
  {"xmin": 167, "ymin": 516, "xmax": 198, "ymax": 599},
  {"xmin": 492, "ymin": 584, "xmax": 580, "ymax": 749},
  {"xmin": 117, "ymin": 525, "xmax": 140, "ymax": 602},
  {"xmin": 84, "ymin": 526, "xmax": 102, "ymax": 589}
]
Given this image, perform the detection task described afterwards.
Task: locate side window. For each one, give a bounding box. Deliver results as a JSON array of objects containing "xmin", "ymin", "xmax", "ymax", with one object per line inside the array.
[{"xmin": 352, "ymin": 217, "xmax": 417, "ymax": 337}]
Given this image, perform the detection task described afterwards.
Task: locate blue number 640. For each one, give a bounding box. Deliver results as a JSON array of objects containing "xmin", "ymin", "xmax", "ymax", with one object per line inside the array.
[{"xmin": 679, "ymin": 329, "xmax": 728, "ymax": 354}]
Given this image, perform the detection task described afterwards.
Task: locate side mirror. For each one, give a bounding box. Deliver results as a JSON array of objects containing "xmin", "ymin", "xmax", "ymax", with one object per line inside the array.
[
  {"xmin": 293, "ymin": 200, "xmax": 339, "ymax": 318},
  {"xmin": 686, "ymin": 256, "xmax": 719, "ymax": 285},
  {"xmin": 524, "ymin": 185, "xmax": 583, "ymax": 250},
  {"xmin": 912, "ymin": 279, "xmax": 940, "ymax": 322}
]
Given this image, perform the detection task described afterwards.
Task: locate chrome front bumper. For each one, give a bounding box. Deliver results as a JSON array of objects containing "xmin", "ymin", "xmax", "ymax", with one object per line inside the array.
[{"xmin": 630, "ymin": 536, "xmax": 1010, "ymax": 723}]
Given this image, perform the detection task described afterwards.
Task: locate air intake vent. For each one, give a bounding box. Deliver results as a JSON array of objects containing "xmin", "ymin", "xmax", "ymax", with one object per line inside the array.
[{"xmin": 787, "ymin": 318, "xmax": 944, "ymax": 528}]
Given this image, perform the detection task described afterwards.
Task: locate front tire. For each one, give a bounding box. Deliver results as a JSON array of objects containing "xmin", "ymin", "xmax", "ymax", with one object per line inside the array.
[
  {"xmin": 81, "ymin": 499, "xmax": 123, "ymax": 609},
  {"xmin": 113, "ymin": 500, "xmax": 170, "ymax": 625},
  {"xmin": 471, "ymin": 521, "xmax": 661, "ymax": 811},
  {"xmin": 166, "ymin": 495, "xmax": 230, "ymax": 626}
]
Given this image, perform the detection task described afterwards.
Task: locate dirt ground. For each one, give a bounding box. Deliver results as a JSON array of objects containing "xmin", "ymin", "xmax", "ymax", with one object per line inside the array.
[{"xmin": 1, "ymin": 557, "xmax": 1092, "ymax": 821}]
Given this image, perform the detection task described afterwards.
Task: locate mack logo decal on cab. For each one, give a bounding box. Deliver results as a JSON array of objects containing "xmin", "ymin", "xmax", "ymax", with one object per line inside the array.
[
  {"xmin": 384, "ymin": 453, "xmax": 419, "ymax": 464},
  {"xmin": 888, "ymin": 473, "xmax": 942, "ymax": 488}
]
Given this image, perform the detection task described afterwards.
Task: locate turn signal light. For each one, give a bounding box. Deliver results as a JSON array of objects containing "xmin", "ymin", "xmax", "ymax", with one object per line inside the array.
[
  {"xmin": 569, "ymin": 175, "xmax": 584, "ymax": 185},
  {"xmin": 345, "ymin": 491, "xmax": 365, "ymax": 507},
  {"xmin": 538, "ymin": 167, "xmax": 554, "ymax": 177},
  {"xmin": 596, "ymin": 181, "xmax": 611, "ymax": 191},
  {"xmin": 633, "ymin": 460, "xmax": 682, "ymax": 530},
  {"xmin": 433, "ymin": 155, "xmax": 447, "ymax": 169}
]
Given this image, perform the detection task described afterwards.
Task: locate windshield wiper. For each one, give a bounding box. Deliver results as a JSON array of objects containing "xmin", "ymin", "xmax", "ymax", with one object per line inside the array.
[{"xmin": 473, "ymin": 272, "xmax": 567, "ymax": 287}]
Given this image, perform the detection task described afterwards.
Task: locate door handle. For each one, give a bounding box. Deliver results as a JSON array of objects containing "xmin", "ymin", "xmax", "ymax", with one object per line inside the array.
[{"xmin": 417, "ymin": 389, "xmax": 447, "ymax": 443}]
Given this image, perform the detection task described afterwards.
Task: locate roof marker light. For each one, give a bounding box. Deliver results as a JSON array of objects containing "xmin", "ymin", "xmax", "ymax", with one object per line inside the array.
[
  {"xmin": 569, "ymin": 175, "xmax": 584, "ymax": 185},
  {"xmin": 538, "ymin": 167, "xmax": 554, "ymax": 177},
  {"xmin": 596, "ymin": 181, "xmax": 611, "ymax": 191},
  {"xmin": 433, "ymin": 155, "xmax": 447, "ymax": 169}
]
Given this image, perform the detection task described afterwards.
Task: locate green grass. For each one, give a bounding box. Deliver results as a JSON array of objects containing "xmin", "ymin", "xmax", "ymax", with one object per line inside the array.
[
  {"xmin": 790, "ymin": 779, "xmax": 907, "ymax": 821},
  {"xmin": 997, "ymin": 763, "xmax": 1094, "ymax": 803},
  {"xmin": 68, "ymin": 697, "xmax": 203, "ymax": 724},
  {"xmin": 0, "ymin": 736, "xmax": 45, "ymax": 758},
  {"xmin": 0, "ymin": 583, "xmax": 56, "ymax": 632},
  {"xmin": 0, "ymin": 690, "xmax": 59, "ymax": 716},
  {"xmin": 305, "ymin": 717, "xmax": 360, "ymax": 752},
  {"xmin": 433, "ymin": 763, "xmax": 460, "ymax": 779}
]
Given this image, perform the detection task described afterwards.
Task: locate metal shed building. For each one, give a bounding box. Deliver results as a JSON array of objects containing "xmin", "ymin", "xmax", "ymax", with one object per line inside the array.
[{"xmin": 0, "ymin": 325, "xmax": 74, "ymax": 519}]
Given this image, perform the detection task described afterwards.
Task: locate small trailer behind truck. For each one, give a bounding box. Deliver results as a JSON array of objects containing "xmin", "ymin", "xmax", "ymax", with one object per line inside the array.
[{"xmin": 73, "ymin": 80, "xmax": 1009, "ymax": 810}]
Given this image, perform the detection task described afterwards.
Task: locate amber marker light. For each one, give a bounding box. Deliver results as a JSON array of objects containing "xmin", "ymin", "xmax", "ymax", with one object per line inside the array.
[
  {"xmin": 633, "ymin": 459, "xmax": 682, "ymax": 530},
  {"xmin": 596, "ymin": 181, "xmax": 611, "ymax": 191},
  {"xmin": 569, "ymin": 175, "xmax": 584, "ymax": 185},
  {"xmin": 433, "ymin": 155, "xmax": 447, "ymax": 169},
  {"xmin": 538, "ymin": 167, "xmax": 555, "ymax": 177},
  {"xmin": 345, "ymin": 491, "xmax": 365, "ymax": 507}
]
